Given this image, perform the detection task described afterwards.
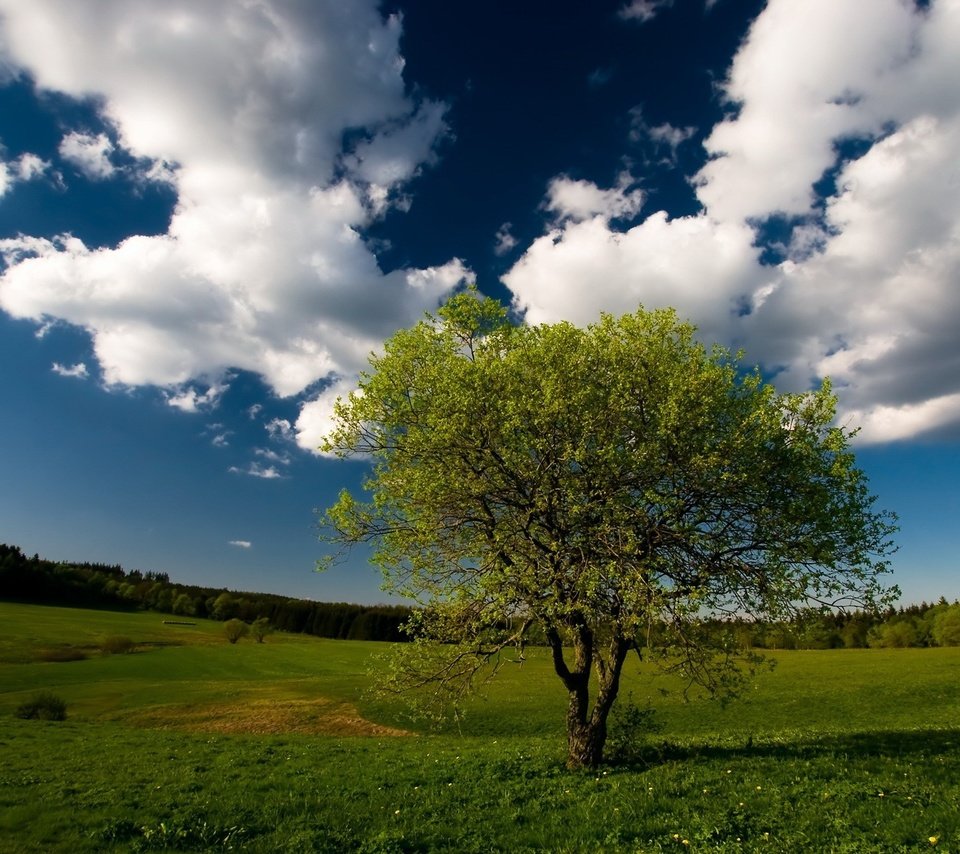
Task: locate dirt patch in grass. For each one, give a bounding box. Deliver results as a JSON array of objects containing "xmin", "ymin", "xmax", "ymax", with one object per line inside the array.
[{"xmin": 127, "ymin": 697, "xmax": 413, "ymax": 737}]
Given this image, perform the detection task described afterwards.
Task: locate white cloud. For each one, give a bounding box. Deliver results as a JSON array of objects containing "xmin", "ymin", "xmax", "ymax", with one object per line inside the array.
[
  {"xmin": 544, "ymin": 172, "xmax": 645, "ymax": 224},
  {"xmin": 629, "ymin": 109, "xmax": 697, "ymax": 165},
  {"xmin": 647, "ymin": 123, "xmax": 695, "ymax": 149},
  {"xmin": 164, "ymin": 382, "xmax": 226, "ymax": 413},
  {"xmin": 14, "ymin": 152, "xmax": 50, "ymax": 181},
  {"xmin": 295, "ymin": 378, "xmax": 353, "ymax": 455},
  {"xmin": 0, "ymin": 151, "xmax": 51, "ymax": 196},
  {"xmin": 505, "ymin": 211, "xmax": 762, "ymax": 336},
  {"xmin": 255, "ymin": 447, "xmax": 290, "ymax": 465},
  {"xmin": 51, "ymin": 361, "xmax": 88, "ymax": 379},
  {"xmin": 228, "ymin": 539, "xmax": 252, "ymax": 549},
  {"xmin": 59, "ymin": 131, "xmax": 115, "ymax": 180},
  {"xmin": 0, "ymin": 1, "xmax": 470, "ymax": 450},
  {"xmin": 229, "ymin": 462, "xmax": 284, "ymax": 479},
  {"xmin": 505, "ymin": 0, "xmax": 960, "ymax": 443},
  {"xmin": 493, "ymin": 222, "xmax": 518, "ymax": 256},
  {"xmin": 265, "ymin": 417, "xmax": 295, "ymax": 442},
  {"xmin": 619, "ymin": 0, "xmax": 673, "ymax": 24}
]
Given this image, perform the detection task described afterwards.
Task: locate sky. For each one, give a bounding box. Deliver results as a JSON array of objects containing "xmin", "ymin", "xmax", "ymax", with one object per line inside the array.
[{"xmin": 0, "ymin": 0, "xmax": 957, "ymax": 606}]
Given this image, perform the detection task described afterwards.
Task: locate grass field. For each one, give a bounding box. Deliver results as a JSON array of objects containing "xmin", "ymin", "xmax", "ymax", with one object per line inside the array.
[{"xmin": 1, "ymin": 602, "xmax": 959, "ymax": 852}]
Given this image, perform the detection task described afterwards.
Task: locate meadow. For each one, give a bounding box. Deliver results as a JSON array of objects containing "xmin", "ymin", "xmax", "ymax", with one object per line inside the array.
[{"xmin": 1, "ymin": 602, "xmax": 959, "ymax": 852}]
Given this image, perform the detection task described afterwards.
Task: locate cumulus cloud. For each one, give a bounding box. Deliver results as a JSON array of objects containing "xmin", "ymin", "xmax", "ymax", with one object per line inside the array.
[
  {"xmin": 165, "ymin": 382, "xmax": 226, "ymax": 413},
  {"xmin": 59, "ymin": 131, "xmax": 115, "ymax": 179},
  {"xmin": 51, "ymin": 361, "xmax": 88, "ymax": 379},
  {"xmin": 228, "ymin": 540, "xmax": 252, "ymax": 549},
  {"xmin": 506, "ymin": 0, "xmax": 960, "ymax": 443},
  {"xmin": 265, "ymin": 417, "xmax": 296, "ymax": 443},
  {"xmin": 0, "ymin": 151, "xmax": 51, "ymax": 196},
  {"xmin": 505, "ymin": 212, "xmax": 762, "ymax": 336},
  {"xmin": 295, "ymin": 378, "xmax": 354, "ymax": 454},
  {"xmin": 0, "ymin": 1, "xmax": 470, "ymax": 451},
  {"xmin": 544, "ymin": 172, "xmax": 645, "ymax": 224}
]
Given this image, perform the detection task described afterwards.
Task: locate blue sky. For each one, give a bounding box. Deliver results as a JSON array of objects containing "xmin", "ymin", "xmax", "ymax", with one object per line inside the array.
[{"xmin": 0, "ymin": 0, "xmax": 957, "ymax": 605}]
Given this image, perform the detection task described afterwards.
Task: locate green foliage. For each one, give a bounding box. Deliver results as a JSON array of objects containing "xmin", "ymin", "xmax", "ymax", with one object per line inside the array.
[
  {"xmin": 868, "ymin": 619, "xmax": 920, "ymax": 648},
  {"xmin": 250, "ymin": 616, "xmax": 272, "ymax": 643},
  {"xmin": 100, "ymin": 635, "xmax": 135, "ymax": 655},
  {"xmin": 223, "ymin": 618, "xmax": 248, "ymax": 644},
  {"xmin": 171, "ymin": 593, "xmax": 196, "ymax": 617},
  {"xmin": 321, "ymin": 290, "xmax": 898, "ymax": 766},
  {"xmin": 15, "ymin": 690, "xmax": 67, "ymax": 720},
  {"xmin": 605, "ymin": 693, "xmax": 664, "ymax": 763},
  {"xmin": 933, "ymin": 605, "xmax": 960, "ymax": 647}
]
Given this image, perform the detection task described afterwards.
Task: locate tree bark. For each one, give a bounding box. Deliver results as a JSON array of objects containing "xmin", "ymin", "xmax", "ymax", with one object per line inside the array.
[{"xmin": 550, "ymin": 626, "xmax": 631, "ymax": 769}]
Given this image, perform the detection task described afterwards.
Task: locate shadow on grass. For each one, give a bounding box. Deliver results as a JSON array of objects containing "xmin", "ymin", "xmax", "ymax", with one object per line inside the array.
[{"xmin": 616, "ymin": 728, "xmax": 960, "ymax": 769}]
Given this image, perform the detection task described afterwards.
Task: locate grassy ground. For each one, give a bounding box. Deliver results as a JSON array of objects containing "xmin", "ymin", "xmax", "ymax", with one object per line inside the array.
[{"xmin": 1, "ymin": 602, "xmax": 959, "ymax": 852}]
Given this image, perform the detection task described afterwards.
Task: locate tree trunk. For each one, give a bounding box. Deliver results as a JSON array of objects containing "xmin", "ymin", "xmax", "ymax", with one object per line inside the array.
[
  {"xmin": 549, "ymin": 626, "xmax": 630, "ymax": 769},
  {"xmin": 566, "ymin": 714, "xmax": 608, "ymax": 769}
]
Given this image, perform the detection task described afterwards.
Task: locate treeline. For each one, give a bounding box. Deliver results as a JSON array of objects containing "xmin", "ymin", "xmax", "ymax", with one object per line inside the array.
[
  {"xmin": 710, "ymin": 601, "xmax": 960, "ymax": 650},
  {"xmin": 0, "ymin": 543, "xmax": 410, "ymax": 642},
  {"xmin": 3, "ymin": 544, "xmax": 957, "ymax": 649}
]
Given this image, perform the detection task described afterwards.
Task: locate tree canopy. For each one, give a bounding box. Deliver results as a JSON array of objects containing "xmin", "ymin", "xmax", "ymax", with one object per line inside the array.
[{"xmin": 320, "ymin": 291, "xmax": 897, "ymax": 768}]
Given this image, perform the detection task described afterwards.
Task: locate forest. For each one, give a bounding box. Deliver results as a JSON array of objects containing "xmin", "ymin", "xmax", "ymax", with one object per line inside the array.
[{"xmin": 0, "ymin": 543, "xmax": 410, "ymax": 642}]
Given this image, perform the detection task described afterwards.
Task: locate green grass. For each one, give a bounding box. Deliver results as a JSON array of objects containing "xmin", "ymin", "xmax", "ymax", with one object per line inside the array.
[{"xmin": 2, "ymin": 602, "xmax": 959, "ymax": 852}]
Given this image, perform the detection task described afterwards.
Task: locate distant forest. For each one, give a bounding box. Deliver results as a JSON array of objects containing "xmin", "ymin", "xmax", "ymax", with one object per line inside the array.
[
  {"xmin": 0, "ymin": 543, "xmax": 410, "ymax": 643},
  {"xmin": 2, "ymin": 543, "xmax": 958, "ymax": 649}
]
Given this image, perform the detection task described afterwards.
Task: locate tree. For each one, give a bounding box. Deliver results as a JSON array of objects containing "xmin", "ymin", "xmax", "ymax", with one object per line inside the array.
[
  {"xmin": 251, "ymin": 616, "xmax": 272, "ymax": 643},
  {"xmin": 320, "ymin": 292, "xmax": 897, "ymax": 768},
  {"xmin": 932, "ymin": 604, "xmax": 960, "ymax": 646},
  {"xmin": 172, "ymin": 592, "xmax": 196, "ymax": 617},
  {"xmin": 212, "ymin": 592, "xmax": 237, "ymax": 621},
  {"xmin": 867, "ymin": 618, "xmax": 918, "ymax": 648},
  {"xmin": 223, "ymin": 618, "xmax": 249, "ymax": 644}
]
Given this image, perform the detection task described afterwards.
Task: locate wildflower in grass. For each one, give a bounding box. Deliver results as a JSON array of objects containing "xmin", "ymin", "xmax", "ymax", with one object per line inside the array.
[{"xmin": 928, "ymin": 836, "xmax": 939, "ymax": 845}]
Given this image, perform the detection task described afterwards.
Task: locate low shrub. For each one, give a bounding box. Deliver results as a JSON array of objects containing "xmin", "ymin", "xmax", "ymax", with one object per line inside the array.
[
  {"xmin": 605, "ymin": 694, "xmax": 663, "ymax": 764},
  {"xmin": 224, "ymin": 619, "xmax": 249, "ymax": 644},
  {"xmin": 15, "ymin": 691, "xmax": 68, "ymax": 721},
  {"xmin": 101, "ymin": 635, "xmax": 135, "ymax": 655}
]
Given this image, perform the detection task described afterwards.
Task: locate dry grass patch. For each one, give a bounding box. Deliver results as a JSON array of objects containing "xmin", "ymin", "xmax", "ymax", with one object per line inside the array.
[{"xmin": 127, "ymin": 696, "xmax": 413, "ymax": 737}]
